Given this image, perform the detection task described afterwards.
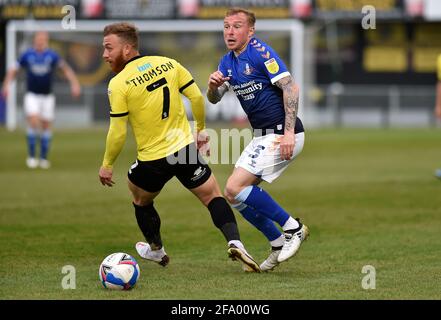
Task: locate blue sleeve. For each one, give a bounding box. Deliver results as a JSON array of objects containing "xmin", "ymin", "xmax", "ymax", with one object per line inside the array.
[
  {"xmin": 250, "ymin": 40, "xmax": 291, "ymax": 84},
  {"xmin": 51, "ymin": 51, "xmax": 61, "ymax": 68},
  {"xmin": 218, "ymin": 56, "xmax": 228, "ymax": 78},
  {"xmin": 18, "ymin": 51, "xmax": 28, "ymax": 68}
]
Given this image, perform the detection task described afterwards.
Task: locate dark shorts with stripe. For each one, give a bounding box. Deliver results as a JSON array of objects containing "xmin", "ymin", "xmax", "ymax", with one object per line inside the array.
[{"xmin": 127, "ymin": 143, "xmax": 212, "ymax": 193}]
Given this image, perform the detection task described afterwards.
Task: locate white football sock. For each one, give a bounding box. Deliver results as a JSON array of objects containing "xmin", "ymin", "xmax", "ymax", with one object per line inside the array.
[
  {"xmin": 228, "ymin": 240, "xmax": 244, "ymax": 249},
  {"xmin": 270, "ymin": 234, "xmax": 285, "ymax": 248},
  {"xmin": 282, "ymin": 217, "xmax": 300, "ymax": 231}
]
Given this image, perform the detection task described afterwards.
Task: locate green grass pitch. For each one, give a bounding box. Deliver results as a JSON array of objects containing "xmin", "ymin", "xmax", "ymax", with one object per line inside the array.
[{"xmin": 0, "ymin": 126, "xmax": 440, "ymax": 299}]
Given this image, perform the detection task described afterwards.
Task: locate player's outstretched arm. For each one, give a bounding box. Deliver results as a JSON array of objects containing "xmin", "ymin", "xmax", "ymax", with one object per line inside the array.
[
  {"xmin": 275, "ymin": 75, "xmax": 299, "ymax": 160},
  {"xmin": 1, "ymin": 67, "xmax": 19, "ymax": 97},
  {"xmin": 207, "ymin": 71, "xmax": 230, "ymax": 104},
  {"xmin": 59, "ymin": 61, "xmax": 81, "ymax": 98}
]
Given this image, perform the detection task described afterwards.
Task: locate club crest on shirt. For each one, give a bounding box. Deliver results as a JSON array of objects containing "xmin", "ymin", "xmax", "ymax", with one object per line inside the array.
[
  {"xmin": 264, "ymin": 58, "xmax": 279, "ymax": 74},
  {"xmin": 243, "ymin": 63, "xmax": 253, "ymax": 75},
  {"xmin": 227, "ymin": 69, "xmax": 233, "ymax": 77}
]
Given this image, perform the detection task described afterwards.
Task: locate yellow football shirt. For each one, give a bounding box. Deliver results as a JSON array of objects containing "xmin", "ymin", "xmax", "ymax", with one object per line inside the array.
[{"xmin": 102, "ymin": 56, "xmax": 205, "ymax": 168}]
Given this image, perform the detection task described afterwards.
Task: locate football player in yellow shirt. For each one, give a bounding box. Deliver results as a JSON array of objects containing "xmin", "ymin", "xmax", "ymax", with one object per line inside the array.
[
  {"xmin": 435, "ymin": 53, "xmax": 441, "ymax": 179},
  {"xmin": 98, "ymin": 22, "xmax": 260, "ymax": 272}
]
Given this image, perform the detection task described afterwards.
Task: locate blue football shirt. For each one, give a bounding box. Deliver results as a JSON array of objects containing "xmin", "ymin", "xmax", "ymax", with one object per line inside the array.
[
  {"xmin": 218, "ymin": 37, "xmax": 303, "ymax": 133},
  {"xmin": 18, "ymin": 48, "xmax": 61, "ymax": 94}
]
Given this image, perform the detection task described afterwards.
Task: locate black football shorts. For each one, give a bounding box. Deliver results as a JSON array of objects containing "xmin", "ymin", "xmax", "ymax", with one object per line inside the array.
[{"xmin": 127, "ymin": 143, "xmax": 212, "ymax": 193}]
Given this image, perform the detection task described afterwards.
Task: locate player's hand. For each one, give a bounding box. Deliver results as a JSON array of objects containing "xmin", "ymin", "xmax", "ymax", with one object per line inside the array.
[
  {"xmin": 99, "ymin": 166, "xmax": 115, "ymax": 187},
  {"xmin": 280, "ymin": 132, "xmax": 295, "ymax": 161},
  {"xmin": 208, "ymin": 71, "xmax": 230, "ymax": 92},
  {"xmin": 195, "ymin": 130, "xmax": 211, "ymax": 157},
  {"xmin": 1, "ymin": 86, "xmax": 8, "ymax": 98},
  {"xmin": 71, "ymin": 82, "xmax": 81, "ymax": 98}
]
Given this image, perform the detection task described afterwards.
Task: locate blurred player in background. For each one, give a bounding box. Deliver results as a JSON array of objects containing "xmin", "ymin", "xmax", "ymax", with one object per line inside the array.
[
  {"xmin": 435, "ymin": 53, "xmax": 441, "ymax": 179},
  {"xmin": 1, "ymin": 31, "xmax": 81, "ymax": 169},
  {"xmin": 98, "ymin": 22, "xmax": 260, "ymax": 272},
  {"xmin": 207, "ymin": 8, "xmax": 309, "ymax": 272}
]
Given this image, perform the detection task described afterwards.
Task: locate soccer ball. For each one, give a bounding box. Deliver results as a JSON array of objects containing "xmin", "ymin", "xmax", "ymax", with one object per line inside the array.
[{"xmin": 99, "ymin": 252, "xmax": 140, "ymax": 290}]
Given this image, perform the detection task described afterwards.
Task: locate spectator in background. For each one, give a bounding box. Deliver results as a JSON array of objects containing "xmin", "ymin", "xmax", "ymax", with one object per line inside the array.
[
  {"xmin": 435, "ymin": 53, "xmax": 441, "ymax": 179},
  {"xmin": 1, "ymin": 31, "xmax": 81, "ymax": 169}
]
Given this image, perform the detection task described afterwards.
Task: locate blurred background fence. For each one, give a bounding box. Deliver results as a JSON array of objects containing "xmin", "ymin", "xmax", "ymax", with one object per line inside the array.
[{"xmin": 1, "ymin": 0, "xmax": 440, "ymax": 129}]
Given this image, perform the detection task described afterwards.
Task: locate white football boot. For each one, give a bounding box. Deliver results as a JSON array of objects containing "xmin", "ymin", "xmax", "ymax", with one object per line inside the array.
[
  {"xmin": 135, "ymin": 242, "xmax": 169, "ymax": 267},
  {"xmin": 260, "ymin": 249, "xmax": 282, "ymax": 272},
  {"xmin": 39, "ymin": 159, "xmax": 51, "ymax": 169},
  {"xmin": 26, "ymin": 157, "xmax": 39, "ymax": 169},
  {"xmin": 277, "ymin": 223, "xmax": 309, "ymax": 263}
]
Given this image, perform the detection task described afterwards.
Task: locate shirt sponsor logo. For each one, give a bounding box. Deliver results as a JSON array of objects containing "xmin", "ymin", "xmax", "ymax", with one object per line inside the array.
[
  {"xmin": 231, "ymin": 80, "xmax": 262, "ymax": 101},
  {"xmin": 264, "ymin": 58, "xmax": 279, "ymax": 74},
  {"xmin": 137, "ymin": 63, "xmax": 152, "ymax": 72},
  {"xmin": 128, "ymin": 61, "xmax": 175, "ymax": 86},
  {"xmin": 29, "ymin": 55, "xmax": 53, "ymax": 75}
]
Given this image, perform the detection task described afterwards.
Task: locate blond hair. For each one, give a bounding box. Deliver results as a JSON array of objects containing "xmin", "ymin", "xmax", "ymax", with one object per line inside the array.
[
  {"xmin": 225, "ymin": 7, "xmax": 256, "ymax": 26},
  {"xmin": 103, "ymin": 22, "xmax": 139, "ymax": 50}
]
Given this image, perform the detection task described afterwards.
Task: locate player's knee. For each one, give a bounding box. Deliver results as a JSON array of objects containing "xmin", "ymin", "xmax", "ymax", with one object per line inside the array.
[
  {"xmin": 224, "ymin": 183, "xmax": 240, "ymax": 204},
  {"xmin": 193, "ymin": 175, "xmax": 223, "ymax": 207},
  {"xmin": 198, "ymin": 193, "xmax": 217, "ymax": 207},
  {"xmin": 41, "ymin": 121, "xmax": 51, "ymax": 130},
  {"xmin": 28, "ymin": 118, "xmax": 39, "ymax": 129},
  {"xmin": 128, "ymin": 179, "xmax": 157, "ymax": 206},
  {"xmin": 132, "ymin": 196, "xmax": 153, "ymax": 207}
]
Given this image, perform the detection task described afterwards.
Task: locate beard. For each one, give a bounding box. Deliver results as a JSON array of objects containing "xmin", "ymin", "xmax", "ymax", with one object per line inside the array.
[{"xmin": 111, "ymin": 50, "xmax": 126, "ymax": 73}]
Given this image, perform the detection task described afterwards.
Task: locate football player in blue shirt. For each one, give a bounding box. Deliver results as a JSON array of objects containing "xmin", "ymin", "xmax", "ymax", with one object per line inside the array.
[
  {"xmin": 207, "ymin": 7, "xmax": 309, "ymax": 271},
  {"xmin": 2, "ymin": 31, "xmax": 81, "ymax": 169}
]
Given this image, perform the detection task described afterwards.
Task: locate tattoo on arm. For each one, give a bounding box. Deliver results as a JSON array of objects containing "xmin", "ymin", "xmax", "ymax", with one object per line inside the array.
[
  {"xmin": 275, "ymin": 76, "xmax": 298, "ymax": 133},
  {"xmin": 207, "ymin": 83, "xmax": 229, "ymax": 104}
]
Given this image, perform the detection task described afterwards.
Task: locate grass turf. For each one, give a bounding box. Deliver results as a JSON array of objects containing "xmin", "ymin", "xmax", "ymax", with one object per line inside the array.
[{"xmin": 0, "ymin": 126, "xmax": 440, "ymax": 299}]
